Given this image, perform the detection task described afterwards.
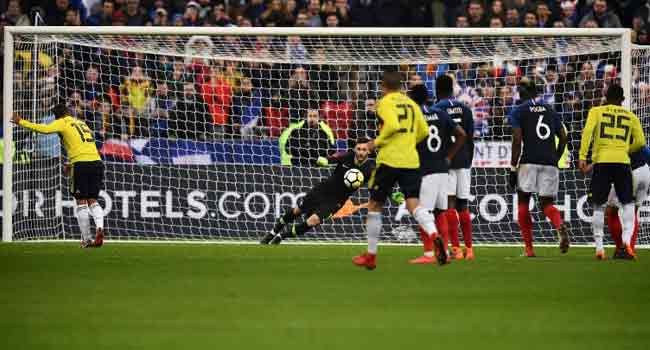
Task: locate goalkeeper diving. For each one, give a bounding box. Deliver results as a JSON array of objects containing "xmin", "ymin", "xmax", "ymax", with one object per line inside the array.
[
  {"xmin": 261, "ymin": 138, "xmax": 376, "ymax": 244},
  {"xmin": 12, "ymin": 104, "xmax": 105, "ymax": 248}
]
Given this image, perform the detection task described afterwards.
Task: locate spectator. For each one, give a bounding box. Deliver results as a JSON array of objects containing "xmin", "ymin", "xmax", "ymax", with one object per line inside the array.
[
  {"xmin": 306, "ymin": 0, "xmax": 323, "ymax": 27},
  {"xmin": 244, "ymin": 0, "xmax": 265, "ymax": 24},
  {"xmin": 200, "ymin": 65, "xmax": 232, "ymax": 127},
  {"xmin": 535, "ymin": 2, "xmax": 553, "ymax": 27},
  {"xmin": 87, "ymin": 0, "xmax": 115, "ymax": 26},
  {"xmin": 119, "ymin": 66, "xmax": 152, "ymax": 131},
  {"xmin": 286, "ymin": 35, "xmax": 307, "ymax": 62},
  {"xmin": 294, "ymin": 10, "xmax": 310, "ymax": 26},
  {"xmin": 334, "ymin": 0, "xmax": 350, "ymax": 25},
  {"xmin": 146, "ymin": 82, "xmax": 176, "ymax": 138},
  {"xmin": 205, "ymin": 2, "xmax": 231, "ymax": 26},
  {"xmin": 64, "ymin": 8, "xmax": 81, "ymax": 26},
  {"xmin": 183, "ymin": 1, "xmax": 202, "ymax": 26},
  {"xmin": 231, "ymin": 76, "xmax": 263, "ymax": 137},
  {"xmin": 170, "ymin": 82, "xmax": 210, "ymax": 140},
  {"xmin": 467, "ymin": 0, "xmax": 487, "ymax": 27},
  {"xmin": 490, "ymin": 0, "xmax": 505, "ymax": 19},
  {"xmin": 83, "ymin": 65, "xmax": 105, "ymax": 109},
  {"xmin": 283, "ymin": 66, "xmax": 318, "ymax": 123},
  {"xmin": 280, "ymin": 107, "xmax": 335, "ymax": 166},
  {"xmin": 285, "ymin": 0, "xmax": 298, "ymax": 21},
  {"xmin": 523, "ymin": 11, "xmax": 538, "ymax": 27},
  {"xmin": 124, "ymin": 0, "xmax": 146, "ymax": 26},
  {"xmin": 490, "ymin": 16, "xmax": 504, "ymax": 28},
  {"xmin": 455, "ymin": 14, "xmax": 469, "ymax": 27},
  {"xmin": 349, "ymin": 0, "xmax": 375, "ymax": 26},
  {"xmin": 4, "ymin": 0, "xmax": 31, "ymax": 26},
  {"xmin": 259, "ymin": 0, "xmax": 287, "ymax": 26},
  {"xmin": 579, "ymin": 0, "xmax": 622, "ymax": 28},
  {"xmin": 581, "ymin": 18, "xmax": 599, "ymax": 28},
  {"xmin": 348, "ymin": 97, "xmax": 377, "ymax": 149},
  {"xmin": 505, "ymin": 7, "xmax": 520, "ymax": 27},
  {"xmin": 46, "ymin": 0, "xmax": 71, "ymax": 26},
  {"xmin": 415, "ymin": 45, "xmax": 449, "ymax": 99},
  {"xmin": 560, "ymin": 0, "xmax": 577, "ymax": 27},
  {"xmin": 326, "ymin": 13, "xmax": 339, "ymax": 27}
]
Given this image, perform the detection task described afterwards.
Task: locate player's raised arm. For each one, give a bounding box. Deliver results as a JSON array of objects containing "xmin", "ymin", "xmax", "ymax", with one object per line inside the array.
[{"xmin": 12, "ymin": 113, "xmax": 65, "ymax": 134}]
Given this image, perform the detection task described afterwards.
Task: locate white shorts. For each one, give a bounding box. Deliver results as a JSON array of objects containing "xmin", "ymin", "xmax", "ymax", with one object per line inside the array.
[
  {"xmin": 448, "ymin": 168, "xmax": 471, "ymax": 199},
  {"xmin": 517, "ymin": 163, "xmax": 559, "ymax": 197},
  {"xmin": 420, "ymin": 173, "xmax": 449, "ymax": 210},
  {"xmin": 607, "ymin": 164, "xmax": 650, "ymax": 207}
]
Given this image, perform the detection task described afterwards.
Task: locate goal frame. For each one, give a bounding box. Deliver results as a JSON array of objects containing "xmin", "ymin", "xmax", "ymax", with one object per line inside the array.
[{"xmin": 1, "ymin": 26, "xmax": 633, "ymax": 242}]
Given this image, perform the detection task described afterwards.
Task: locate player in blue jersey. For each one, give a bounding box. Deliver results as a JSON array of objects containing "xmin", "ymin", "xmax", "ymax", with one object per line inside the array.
[
  {"xmin": 407, "ymin": 83, "xmax": 467, "ymax": 264},
  {"xmin": 509, "ymin": 77, "xmax": 569, "ymax": 257},
  {"xmin": 434, "ymin": 74, "xmax": 476, "ymax": 260}
]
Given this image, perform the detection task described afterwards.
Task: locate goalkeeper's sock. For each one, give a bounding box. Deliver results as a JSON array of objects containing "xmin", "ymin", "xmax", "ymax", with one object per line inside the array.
[
  {"xmin": 435, "ymin": 211, "xmax": 450, "ymax": 252},
  {"xmin": 621, "ymin": 202, "xmax": 635, "ymax": 246},
  {"xmin": 606, "ymin": 210, "xmax": 623, "ymax": 249},
  {"xmin": 284, "ymin": 222, "xmax": 312, "ymax": 238},
  {"xmin": 517, "ymin": 203, "xmax": 533, "ymax": 250},
  {"xmin": 419, "ymin": 227, "xmax": 434, "ymax": 257},
  {"xmin": 273, "ymin": 209, "xmax": 297, "ymax": 234},
  {"xmin": 366, "ymin": 212, "xmax": 382, "ymax": 255},
  {"xmin": 632, "ymin": 208, "xmax": 639, "ymax": 250},
  {"xmin": 592, "ymin": 204, "xmax": 605, "ymax": 252},
  {"xmin": 542, "ymin": 205, "xmax": 563, "ymax": 230},
  {"xmin": 413, "ymin": 206, "xmax": 437, "ymax": 238},
  {"xmin": 76, "ymin": 204, "xmax": 92, "ymax": 241},
  {"xmin": 89, "ymin": 202, "xmax": 104, "ymax": 229},
  {"xmin": 447, "ymin": 208, "xmax": 460, "ymax": 248},
  {"xmin": 459, "ymin": 208, "xmax": 473, "ymax": 249}
]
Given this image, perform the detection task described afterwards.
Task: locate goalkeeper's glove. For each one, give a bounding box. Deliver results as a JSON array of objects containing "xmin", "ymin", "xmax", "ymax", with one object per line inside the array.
[
  {"xmin": 508, "ymin": 166, "xmax": 518, "ymax": 190},
  {"xmin": 391, "ymin": 191, "xmax": 405, "ymax": 205},
  {"xmin": 316, "ymin": 156, "xmax": 329, "ymax": 167}
]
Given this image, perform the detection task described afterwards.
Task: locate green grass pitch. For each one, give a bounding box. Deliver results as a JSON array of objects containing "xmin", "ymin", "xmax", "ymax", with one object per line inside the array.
[{"xmin": 1, "ymin": 243, "xmax": 649, "ymax": 350}]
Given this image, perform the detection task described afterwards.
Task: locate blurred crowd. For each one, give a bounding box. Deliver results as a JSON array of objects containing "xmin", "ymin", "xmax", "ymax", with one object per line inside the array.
[{"xmin": 4, "ymin": 0, "xmax": 650, "ymax": 165}]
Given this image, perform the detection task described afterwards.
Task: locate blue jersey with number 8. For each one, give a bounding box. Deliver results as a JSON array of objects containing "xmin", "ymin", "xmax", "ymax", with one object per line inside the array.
[
  {"xmin": 509, "ymin": 100, "xmax": 562, "ymax": 166},
  {"xmin": 417, "ymin": 104, "xmax": 456, "ymax": 175}
]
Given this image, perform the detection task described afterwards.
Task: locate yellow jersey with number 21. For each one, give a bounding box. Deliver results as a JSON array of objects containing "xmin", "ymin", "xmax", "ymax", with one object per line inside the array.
[
  {"xmin": 375, "ymin": 92, "xmax": 429, "ymax": 169},
  {"xmin": 19, "ymin": 115, "xmax": 101, "ymax": 164}
]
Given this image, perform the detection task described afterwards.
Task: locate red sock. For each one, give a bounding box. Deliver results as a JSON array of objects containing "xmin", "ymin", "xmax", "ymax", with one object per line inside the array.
[
  {"xmin": 419, "ymin": 227, "xmax": 433, "ymax": 253},
  {"xmin": 435, "ymin": 212, "xmax": 449, "ymax": 251},
  {"xmin": 542, "ymin": 205, "xmax": 563, "ymax": 230},
  {"xmin": 632, "ymin": 208, "xmax": 639, "ymax": 250},
  {"xmin": 459, "ymin": 208, "xmax": 473, "ymax": 249},
  {"xmin": 607, "ymin": 210, "xmax": 623, "ymax": 249},
  {"xmin": 447, "ymin": 208, "xmax": 460, "ymax": 248},
  {"xmin": 518, "ymin": 203, "xmax": 533, "ymax": 249}
]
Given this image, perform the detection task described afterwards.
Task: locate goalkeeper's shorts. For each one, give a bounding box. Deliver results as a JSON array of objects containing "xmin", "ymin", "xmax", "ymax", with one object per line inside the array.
[
  {"xmin": 71, "ymin": 160, "xmax": 104, "ymax": 199},
  {"xmin": 299, "ymin": 187, "xmax": 345, "ymax": 221}
]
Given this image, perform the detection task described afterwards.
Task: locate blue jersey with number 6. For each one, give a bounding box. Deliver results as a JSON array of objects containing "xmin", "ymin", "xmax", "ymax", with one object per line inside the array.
[
  {"xmin": 509, "ymin": 99, "xmax": 562, "ymax": 166},
  {"xmin": 417, "ymin": 104, "xmax": 457, "ymax": 175}
]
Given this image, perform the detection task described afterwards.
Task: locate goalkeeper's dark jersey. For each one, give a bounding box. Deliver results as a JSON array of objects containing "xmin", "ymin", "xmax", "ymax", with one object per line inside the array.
[
  {"xmin": 416, "ymin": 104, "xmax": 457, "ymax": 175},
  {"xmin": 319, "ymin": 151, "xmax": 375, "ymax": 200},
  {"xmin": 435, "ymin": 99, "xmax": 474, "ymax": 169}
]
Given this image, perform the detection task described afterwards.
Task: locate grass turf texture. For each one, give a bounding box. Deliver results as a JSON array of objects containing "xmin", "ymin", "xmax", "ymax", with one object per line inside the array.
[{"xmin": 1, "ymin": 244, "xmax": 649, "ymax": 350}]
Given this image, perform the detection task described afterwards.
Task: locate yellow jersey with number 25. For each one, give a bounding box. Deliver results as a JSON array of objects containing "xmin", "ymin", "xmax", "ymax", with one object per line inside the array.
[
  {"xmin": 19, "ymin": 115, "xmax": 101, "ymax": 163},
  {"xmin": 375, "ymin": 92, "xmax": 429, "ymax": 169},
  {"xmin": 579, "ymin": 104, "xmax": 645, "ymax": 165}
]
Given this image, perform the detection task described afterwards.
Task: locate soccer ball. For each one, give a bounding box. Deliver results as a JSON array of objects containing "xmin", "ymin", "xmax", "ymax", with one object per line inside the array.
[{"xmin": 343, "ymin": 169, "xmax": 364, "ymax": 190}]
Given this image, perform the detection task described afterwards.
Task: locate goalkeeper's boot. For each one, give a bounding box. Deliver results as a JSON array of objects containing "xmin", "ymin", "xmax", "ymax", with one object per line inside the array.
[
  {"xmin": 94, "ymin": 227, "xmax": 104, "ymax": 247},
  {"xmin": 80, "ymin": 239, "xmax": 95, "ymax": 248},
  {"xmin": 260, "ymin": 231, "xmax": 276, "ymax": 244},
  {"xmin": 269, "ymin": 234, "xmax": 284, "ymax": 245},
  {"xmin": 595, "ymin": 249, "xmax": 607, "ymax": 260},
  {"xmin": 622, "ymin": 245, "xmax": 637, "ymax": 260},
  {"xmin": 409, "ymin": 255, "xmax": 435, "ymax": 264},
  {"xmin": 352, "ymin": 253, "xmax": 376, "ymax": 270},
  {"xmin": 558, "ymin": 223, "xmax": 570, "ymax": 254},
  {"xmin": 433, "ymin": 236, "xmax": 448, "ymax": 266},
  {"xmin": 452, "ymin": 246, "xmax": 464, "ymax": 260},
  {"xmin": 612, "ymin": 247, "xmax": 626, "ymax": 260},
  {"xmin": 465, "ymin": 247, "xmax": 475, "ymax": 260}
]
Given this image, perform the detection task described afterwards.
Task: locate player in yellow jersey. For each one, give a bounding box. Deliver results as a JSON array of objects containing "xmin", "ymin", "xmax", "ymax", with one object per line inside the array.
[
  {"xmin": 12, "ymin": 104, "xmax": 105, "ymax": 248},
  {"xmin": 578, "ymin": 85, "xmax": 646, "ymax": 260},
  {"xmin": 352, "ymin": 71, "xmax": 447, "ymax": 269}
]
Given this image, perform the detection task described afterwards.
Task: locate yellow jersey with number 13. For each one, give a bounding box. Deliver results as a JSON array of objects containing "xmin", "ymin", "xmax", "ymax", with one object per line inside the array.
[
  {"xmin": 579, "ymin": 104, "xmax": 645, "ymax": 165},
  {"xmin": 18, "ymin": 115, "xmax": 101, "ymax": 163},
  {"xmin": 375, "ymin": 92, "xmax": 428, "ymax": 169}
]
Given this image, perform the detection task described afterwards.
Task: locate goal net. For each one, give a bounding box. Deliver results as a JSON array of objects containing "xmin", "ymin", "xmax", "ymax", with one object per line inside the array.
[{"xmin": 3, "ymin": 27, "xmax": 647, "ymax": 246}]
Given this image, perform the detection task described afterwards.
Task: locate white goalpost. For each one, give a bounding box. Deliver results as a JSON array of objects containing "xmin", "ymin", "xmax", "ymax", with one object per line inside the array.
[{"xmin": 1, "ymin": 26, "xmax": 647, "ymax": 246}]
